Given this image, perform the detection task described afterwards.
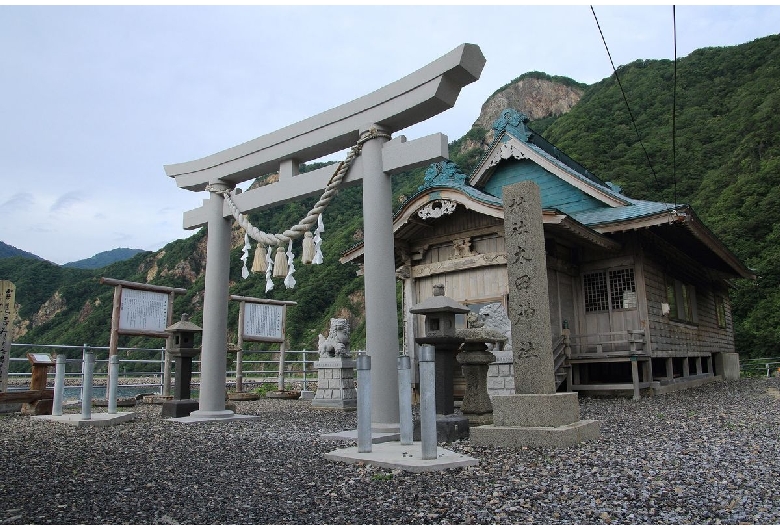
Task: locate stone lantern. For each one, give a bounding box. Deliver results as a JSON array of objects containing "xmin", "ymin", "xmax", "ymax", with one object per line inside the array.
[
  {"xmin": 409, "ymin": 284, "xmax": 469, "ymax": 416},
  {"xmin": 161, "ymin": 313, "xmax": 202, "ymax": 418}
]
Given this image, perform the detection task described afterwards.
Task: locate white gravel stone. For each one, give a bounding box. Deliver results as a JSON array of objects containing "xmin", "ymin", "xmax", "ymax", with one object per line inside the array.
[{"xmin": 1, "ymin": 377, "xmax": 778, "ymax": 524}]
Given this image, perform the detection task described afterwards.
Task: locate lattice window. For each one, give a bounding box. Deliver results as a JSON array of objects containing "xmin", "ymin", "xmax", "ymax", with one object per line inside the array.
[
  {"xmin": 584, "ymin": 267, "xmax": 637, "ymax": 313},
  {"xmin": 609, "ymin": 268, "xmax": 637, "ymax": 309},
  {"xmin": 583, "ymin": 271, "xmax": 609, "ymax": 312}
]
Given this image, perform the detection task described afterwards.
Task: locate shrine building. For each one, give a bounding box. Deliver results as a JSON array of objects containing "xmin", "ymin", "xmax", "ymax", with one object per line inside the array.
[{"xmin": 341, "ymin": 108, "xmax": 754, "ymax": 398}]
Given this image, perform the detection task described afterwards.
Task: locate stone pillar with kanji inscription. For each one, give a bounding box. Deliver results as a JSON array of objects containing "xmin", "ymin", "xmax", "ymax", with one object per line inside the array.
[
  {"xmin": 0, "ymin": 280, "xmax": 15, "ymax": 394},
  {"xmin": 504, "ymin": 184, "xmax": 556, "ymax": 395},
  {"xmin": 470, "ymin": 181, "xmax": 600, "ymax": 448}
]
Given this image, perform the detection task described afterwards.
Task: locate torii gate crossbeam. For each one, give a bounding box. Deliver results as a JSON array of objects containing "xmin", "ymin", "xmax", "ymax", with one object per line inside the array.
[{"xmin": 165, "ymin": 43, "xmax": 485, "ymax": 426}]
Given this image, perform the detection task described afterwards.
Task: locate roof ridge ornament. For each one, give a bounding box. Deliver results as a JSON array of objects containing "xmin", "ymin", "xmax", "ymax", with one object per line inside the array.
[
  {"xmin": 419, "ymin": 160, "xmax": 468, "ymax": 191},
  {"xmin": 492, "ymin": 108, "xmax": 532, "ymax": 141}
]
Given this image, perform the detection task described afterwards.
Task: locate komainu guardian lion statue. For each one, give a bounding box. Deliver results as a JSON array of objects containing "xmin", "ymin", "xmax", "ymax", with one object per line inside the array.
[
  {"xmin": 466, "ymin": 302, "xmax": 512, "ymax": 350},
  {"xmin": 317, "ymin": 318, "xmax": 351, "ymax": 357}
]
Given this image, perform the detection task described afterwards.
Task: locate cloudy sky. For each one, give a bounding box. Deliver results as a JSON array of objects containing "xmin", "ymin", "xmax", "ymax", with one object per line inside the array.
[{"xmin": 2, "ymin": 4, "xmax": 779, "ymax": 265}]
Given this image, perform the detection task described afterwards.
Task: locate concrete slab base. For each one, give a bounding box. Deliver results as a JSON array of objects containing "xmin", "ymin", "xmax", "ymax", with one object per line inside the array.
[
  {"xmin": 324, "ymin": 441, "xmax": 478, "ymax": 473},
  {"xmin": 166, "ymin": 413, "xmax": 262, "ymax": 424},
  {"xmin": 321, "ymin": 429, "xmax": 400, "ymax": 443},
  {"xmin": 470, "ymin": 419, "xmax": 601, "ymax": 448},
  {"xmin": 299, "ymin": 390, "xmax": 315, "ymax": 401},
  {"xmin": 32, "ymin": 412, "xmax": 137, "ymax": 427}
]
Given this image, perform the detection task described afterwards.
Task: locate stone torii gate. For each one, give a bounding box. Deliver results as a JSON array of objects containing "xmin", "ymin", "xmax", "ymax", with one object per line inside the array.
[{"xmin": 164, "ymin": 44, "xmax": 485, "ymax": 427}]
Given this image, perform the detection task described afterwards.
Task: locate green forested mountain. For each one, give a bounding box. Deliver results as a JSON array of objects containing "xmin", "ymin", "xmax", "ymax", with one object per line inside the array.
[
  {"xmin": 3, "ymin": 34, "xmax": 779, "ymax": 360},
  {"xmin": 536, "ymin": 34, "xmax": 780, "ymax": 358},
  {"xmin": 0, "ymin": 241, "xmax": 44, "ymax": 261},
  {"xmin": 62, "ymin": 247, "xmax": 145, "ymax": 270}
]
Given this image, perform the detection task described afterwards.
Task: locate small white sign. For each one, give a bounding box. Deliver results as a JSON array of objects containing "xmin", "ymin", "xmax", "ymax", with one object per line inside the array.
[
  {"xmin": 243, "ymin": 303, "xmax": 284, "ymax": 341},
  {"xmin": 119, "ymin": 288, "xmax": 169, "ymax": 333},
  {"xmin": 29, "ymin": 353, "xmax": 53, "ymax": 364}
]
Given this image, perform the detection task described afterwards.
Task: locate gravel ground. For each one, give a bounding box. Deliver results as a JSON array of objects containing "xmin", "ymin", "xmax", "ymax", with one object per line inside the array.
[{"xmin": 1, "ymin": 377, "xmax": 779, "ymax": 525}]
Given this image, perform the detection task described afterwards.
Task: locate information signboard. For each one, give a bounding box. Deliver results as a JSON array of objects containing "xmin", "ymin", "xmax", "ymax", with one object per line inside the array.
[
  {"xmin": 243, "ymin": 303, "xmax": 284, "ymax": 342},
  {"xmin": 118, "ymin": 288, "xmax": 169, "ymax": 333}
]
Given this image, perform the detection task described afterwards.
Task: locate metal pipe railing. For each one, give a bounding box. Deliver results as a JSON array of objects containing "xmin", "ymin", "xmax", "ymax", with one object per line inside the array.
[
  {"xmin": 6, "ymin": 343, "xmax": 391, "ymax": 398},
  {"xmin": 6, "ymin": 344, "xmax": 167, "ymax": 397}
]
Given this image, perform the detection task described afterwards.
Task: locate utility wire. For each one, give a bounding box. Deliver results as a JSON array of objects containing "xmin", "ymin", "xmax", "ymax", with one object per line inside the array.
[{"xmin": 590, "ymin": 6, "xmax": 667, "ymax": 205}]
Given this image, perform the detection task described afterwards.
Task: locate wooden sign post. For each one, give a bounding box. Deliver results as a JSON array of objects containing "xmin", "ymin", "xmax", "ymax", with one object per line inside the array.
[
  {"xmin": 100, "ymin": 278, "xmax": 187, "ymax": 397},
  {"xmin": 231, "ymin": 295, "xmax": 296, "ymax": 394}
]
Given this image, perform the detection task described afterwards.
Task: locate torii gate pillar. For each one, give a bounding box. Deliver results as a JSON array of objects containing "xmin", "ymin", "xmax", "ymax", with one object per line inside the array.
[
  {"xmin": 359, "ymin": 125, "xmax": 399, "ymax": 429},
  {"xmin": 191, "ymin": 182, "xmax": 234, "ymax": 420},
  {"xmin": 164, "ymin": 44, "xmax": 485, "ymax": 426}
]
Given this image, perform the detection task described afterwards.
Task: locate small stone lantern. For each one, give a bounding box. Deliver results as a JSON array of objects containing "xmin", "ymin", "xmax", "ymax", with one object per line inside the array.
[
  {"xmin": 166, "ymin": 314, "xmax": 200, "ymax": 353},
  {"xmin": 409, "ymin": 284, "xmax": 469, "ymax": 416},
  {"xmin": 411, "ymin": 284, "xmax": 468, "ymax": 340},
  {"xmin": 161, "ymin": 314, "xmax": 202, "ymax": 418}
]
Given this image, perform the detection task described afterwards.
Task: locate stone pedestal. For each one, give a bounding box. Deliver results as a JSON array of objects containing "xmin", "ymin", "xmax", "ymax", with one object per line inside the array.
[
  {"xmin": 161, "ymin": 399, "xmax": 199, "ymax": 419},
  {"xmin": 471, "ymin": 393, "xmax": 600, "ymax": 447},
  {"xmin": 162, "ymin": 399, "xmax": 236, "ymax": 419},
  {"xmin": 412, "ymin": 415, "xmax": 470, "ymax": 442},
  {"xmin": 311, "ymin": 357, "xmax": 357, "ymax": 410},
  {"xmin": 456, "ymin": 342, "xmax": 495, "ymax": 424}
]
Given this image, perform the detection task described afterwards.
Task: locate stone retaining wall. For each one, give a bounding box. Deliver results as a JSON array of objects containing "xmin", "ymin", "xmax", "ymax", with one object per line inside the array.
[{"xmin": 486, "ymin": 351, "xmax": 516, "ymax": 397}]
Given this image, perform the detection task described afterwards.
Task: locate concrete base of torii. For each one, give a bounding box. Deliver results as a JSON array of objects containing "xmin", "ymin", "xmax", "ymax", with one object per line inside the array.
[
  {"xmin": 469, "ymin": 393, "xmax": 600, "ymax": 448},
  {"xmin": 324, "ymin": 441, "xmax": 478, "ymax": 473},
  {"xmin": 33, "ymin": 412, "xmax": 137, "ymax": 427}
]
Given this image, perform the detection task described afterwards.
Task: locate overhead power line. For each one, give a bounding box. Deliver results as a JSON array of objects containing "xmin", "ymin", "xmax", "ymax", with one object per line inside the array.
[{"xmin": 590, "ymin": 5, "xmax": 668, "ymax": 205}]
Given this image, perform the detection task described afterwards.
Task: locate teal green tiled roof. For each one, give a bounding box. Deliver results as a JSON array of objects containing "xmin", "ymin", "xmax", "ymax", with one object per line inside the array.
[
  {"xmin": 484, "ymin": 108, "xmax": 679, "ymax": 227},
  {"xmin": 571, "ymin": 199, "xmax": 680, "ymax": 226},
  {"xmin": 397, "ymin": 108, "xmax": 680, "ymax": 230}
]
